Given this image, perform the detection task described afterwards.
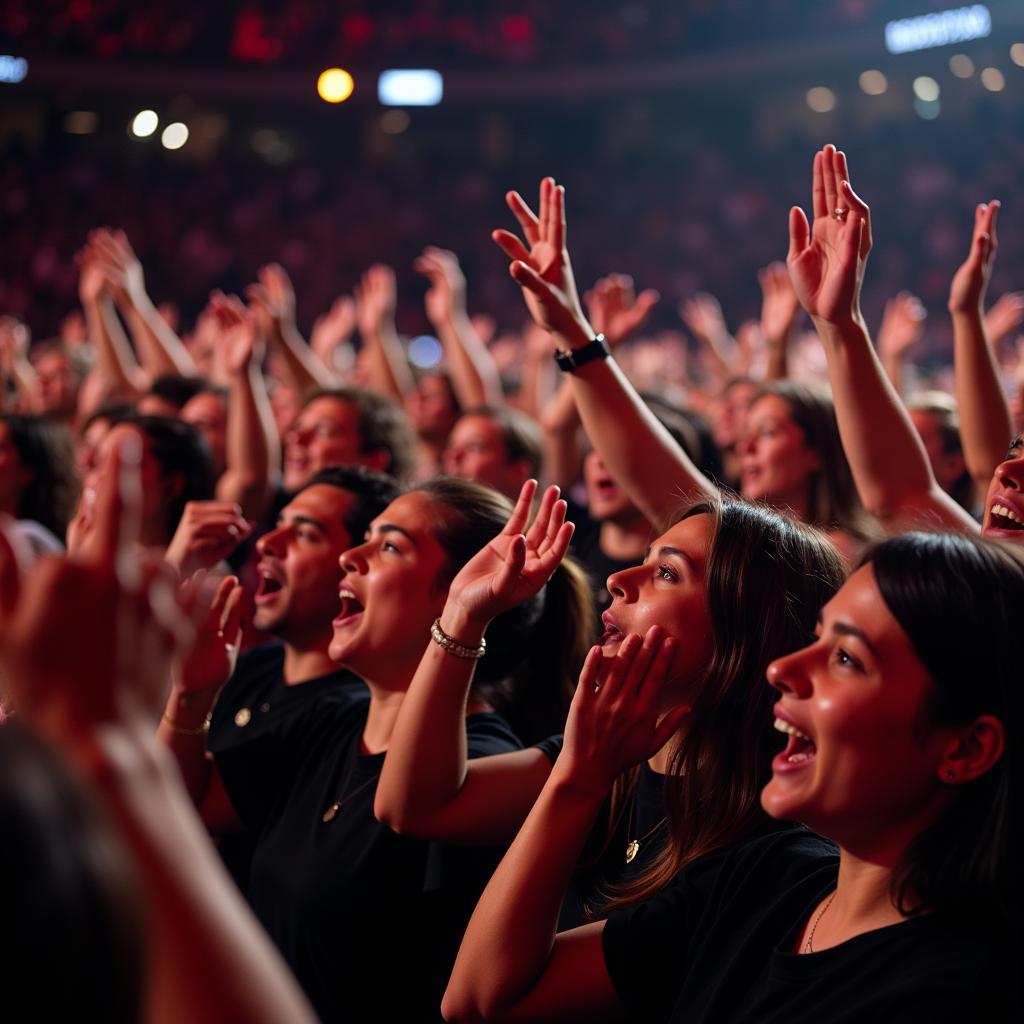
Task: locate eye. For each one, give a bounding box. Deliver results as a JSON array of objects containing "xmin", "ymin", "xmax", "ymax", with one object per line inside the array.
[
  {"xmin": 831, "ymin": 647, "xmax": 864, "ymax": 673},
  {"xmin": 382, "ymin": 540, "xmax": 401, "ymax": 554},
  {"xmin": 1004, "ymin": 437, "xmax": 1023, "ymax": 460},
  {"xmin": 656, "ymin": 563, "xmax": 678, "ymax": 582}
]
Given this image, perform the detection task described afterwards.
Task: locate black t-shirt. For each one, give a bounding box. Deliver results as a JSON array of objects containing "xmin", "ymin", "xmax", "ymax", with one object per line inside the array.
[
  {"xmin": 208, "ymin": 642, "xmax": 367, "ymax": 889},
  {"xmin": 220, "ymin": 696, "xmax": 521, "ymax": 1023},
  {"xmin": 603, "ymin": 828, "xmax": 1015, "ymax": 1023}
]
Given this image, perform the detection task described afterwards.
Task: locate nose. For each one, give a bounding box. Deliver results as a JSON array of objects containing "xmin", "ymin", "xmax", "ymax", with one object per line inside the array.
[
  {"xmin": 736, "ymin": 432, "xmax": 755, "ymax": 457},
  {"xmin": 339, "ymin": 542, "xmax": 369, "ymax": 575},
  {"xmin": 443, "ymin": 447, "xmax": 461, "ymax": 474},
  {"xmin": 257, "ymin": 524, "xmax": 288, "ymax": 557},
  {"xmin": 995, "ymin": 454, "xmax": 1024, "ymax": 492},
  {"xmin": 606, "ymin": 562, "xmax": 640, "ymax": 602},
  {"xmin": 766, "ymin": 645, "xmax": 813, "ymax": 697}
]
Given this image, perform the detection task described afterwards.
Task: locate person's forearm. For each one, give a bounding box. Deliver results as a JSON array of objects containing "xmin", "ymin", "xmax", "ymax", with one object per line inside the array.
[
  {"xmin": 763, "ymin": 333, "xmax": 790, "ymax": 381},
  {"xmin": 84, "ymin": 296, "xmax": 142, "ymax": 397},
  {"xmin": 217, "ymin": 364, "xmax": 280, "ymax": 521},
  {"xmin": 557, "ymin": 326, "xmax": 716, "ymax": 525},
  {"xmin": 519, "ymin": 347, "xmax": 557, "ymax": 421},
  {"xmin": 362, "ymin": 321, "xmax": 414, "ymax": 403},
  {"xmin": 540, "ymin": 380, "xmax": 584, "ymax": 490},
  {"xmin": 122, "ymin": 296, "xmax": 196, "ymax": 379},
  {"xmin": 271, "ymin": 322, "xmax": 339, "ymax": 399},
  {"xmin": 815, "ymin": 316, "xmax": 974, "ymax": 529},
  {"xmin": 435, "ymin": 312, "xmax": 504, "ymax": 408},
  {"xmin": 443, "ymin": 763, "xmax": 606, "ymax": 1021},
  {"xmin": 79, "ymin": 729, "xmax": 317, "ymax": 1024},
  {"xmin": 157, "ymin": 687, "xmax": 218, "ymax": 806},
  {"xmin": 952, "ymin": 308, "xmax": 1014, "ymax": 489}
]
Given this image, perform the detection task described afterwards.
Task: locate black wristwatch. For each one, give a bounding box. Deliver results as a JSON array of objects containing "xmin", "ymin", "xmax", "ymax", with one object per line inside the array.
[{"xmin": 554, "ymin": 334, "xmax": 610, "ymax": 372}]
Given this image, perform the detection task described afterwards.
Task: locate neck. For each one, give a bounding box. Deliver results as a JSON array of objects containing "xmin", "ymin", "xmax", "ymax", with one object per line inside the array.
[
  {"xmin": 361, "ymin": 686, "xmax": 407, "ymax": 754},
  {"xmin": 281, "ymin": 642, "xmax": 338, "ymax": 685},
  {"xmin": 599, "ymin": 516, "xmax": 650, "ymax": 560}
]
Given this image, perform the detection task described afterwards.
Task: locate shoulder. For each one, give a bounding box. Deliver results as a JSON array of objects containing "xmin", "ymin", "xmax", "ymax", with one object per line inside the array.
[{"xmin": 466, "ymin": 711, "xmax": 524, "ymax": 757}]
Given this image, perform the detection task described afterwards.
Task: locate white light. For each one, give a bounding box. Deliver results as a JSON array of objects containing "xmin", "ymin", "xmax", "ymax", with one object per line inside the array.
[
  {"xmin": 131, "ymin": 110, "xmax": 159, "ymax": 138},
  {"xmin": 0, "ymin": 54, "xmax": 28, "ymax": 84},
  {"xmin": 980, "ymin": 66, "xmax": 1005, "ymax": 91},
  {"xmin": 859, "ymin": 70, "xmax": 888, "ymax": 95},
  {"xmin": 949, "ymin": 53, "xmax": 975, "ymax": 77},
  {"xmin": 806, "ymin": 87, "xmax": 836, "ymax": 113},
  {"xmin": 378, "ymin": 69, "xmax": 443, "ymax": 107},
  {"xmin": 885, "ymin": 5, "xmax": 991, "ymax": 55},
  {"xmin": 1010, "ymin": 43, "xmax": 1024, "ymax": 68},
  {"xmin": 161, "ymin": 122, "xmax": 189, "ymax": 150},
  {"xmin": 914, "ymin": 98, "xmax": 941, "ymax": 120},
  {"xmin": 408, "ymin": 335, "xmax": 443, "ymax": 369},
  {"xmin": 913, "ymin": 76, "xmax": 941, "ymax": 102}
]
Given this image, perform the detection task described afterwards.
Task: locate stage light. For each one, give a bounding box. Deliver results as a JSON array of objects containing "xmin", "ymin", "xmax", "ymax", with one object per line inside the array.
[
  {"xmin": 317, "ymin": 68, "xmax": 354, "ymax": 104},
  {"xmin": 949, "ymin": 53, "xmax": 975, "ymax": 77},
  {"xmin": 885, "ymin": 5, "xmax": 990, "ymax": 55},
  {"xmin": 378, "ymin": 69, "xmax": 443, "ymax": 107},
  {"xmin": 130, "ymin": 110, "xmax": 159, "ymax": 138},
  {"xmin": 380, "ymin": 110, "xmax": 411, "ymax": 135},
  {"xmin": 980, "ymin": 67, "xmax": 1005, "ymax": 91},
  {"xmin": 408, "ymin": 335, "xmax": 442, "ymax": 369},
  {"xmin": 64, "ymin": 111, "xmax": 98, "ymax": 135},
  {"xmin": 913, "ymin": 76, "xmax": 940, "ymax": 102},
  {"xmin": 0, "ymin": 54, "xmax": 27, "ymax": 84},
  {"xmin": 1010, "ymin": 44, "xmax": 1024, "ymax": 68},
  {"xmin": 859, "ymin": 70, "xmax": 888, "ymax": 95},
  {"xmin": 805, "ymin": 87, "xmax": 836, "ymax": 113},
  {"xmin": 161, "ymin": 122, "xmax": 189, "ymax": 150},
  {"xmin": 914, "ymin": 99, "xmax": 941, "ymax": 120}
]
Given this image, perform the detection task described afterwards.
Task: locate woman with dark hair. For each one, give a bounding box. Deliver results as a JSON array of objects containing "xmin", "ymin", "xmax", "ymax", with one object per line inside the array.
[
  {"xmin": 0, "ymin": 412, "xmax": 78, "ymax": 551},
  {"xmin": 444, "ymin": 530, "xmax": 1021, "ymax": 1021},
  {"xmin": 216, "ymin": 476, "xmax": 593, "ymax": 1022}
]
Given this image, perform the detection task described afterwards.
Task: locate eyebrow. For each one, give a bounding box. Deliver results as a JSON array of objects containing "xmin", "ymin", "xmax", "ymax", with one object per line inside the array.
[
  {"xmin": 645, "ymin": 545, "xmax": 699, "ymax": 574},
  {"xmin": 817, "ymin": 614, "xmax": 881, "ymax": 660},
  {"xmin": 371, "ymin": 523, "xmax": 418, "ymax": 545},
  {"xmin": 279, "ymin": 514, "xmax": 329, "ymax": 533}
]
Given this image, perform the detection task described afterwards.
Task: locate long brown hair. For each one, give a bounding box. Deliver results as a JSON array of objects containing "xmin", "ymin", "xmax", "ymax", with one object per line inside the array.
[{"xmin": 600, "ymin": 496, "xmax": 847, "ymax": 909}]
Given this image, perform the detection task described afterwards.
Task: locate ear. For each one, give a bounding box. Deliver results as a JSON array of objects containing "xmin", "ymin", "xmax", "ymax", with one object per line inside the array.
[
  {"xmin": 938, "ymin": 714, "xmax": 1005, "ymax": 786},
  {"xmin": 360, "ymin": 449, "xmax": 392, "ymax": 475}
]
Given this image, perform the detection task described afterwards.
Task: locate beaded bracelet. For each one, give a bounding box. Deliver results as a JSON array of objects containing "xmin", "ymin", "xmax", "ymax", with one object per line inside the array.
[
  {"xmin": 161, "ymin": 711, "xmax": 211, "ymax": 736},
  {"xmin": 430, "ymin": 617, "xmax": 487, "ymax": 660}
]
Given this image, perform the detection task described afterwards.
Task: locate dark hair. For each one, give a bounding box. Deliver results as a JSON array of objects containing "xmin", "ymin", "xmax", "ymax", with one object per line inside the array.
[
  {"xmin": 1, "ymin": 414, "xmax": 78, "ymax": 539},
  {"xmin": 108, "ymin": 413, "xmax": 215, "ymax": 542},
  {"xmin": 0, "ymin": 723, "xmax": 144, "ymax": 1022},
  {"xmin": 906, "ymin": 393, "xmax": 974, "ymax": 511},
  {"xmin": 148, "ymin": 374, "xmax": 207, "ymax": 411},
  {"xmin": 604, "ymin": 497, "xmax": 848, "ymax": 907},
  {"xmin": 412, "ymin": 477, "xmax": 594, "ymax": 743},
  {"xmin": 306, "ymin": 387, "xmax": 417, "ymax": 484},
  {"xmin": 459, "ymin": 405, "xmax": 544, "ymax": 478},
  {"xmin": 754, "ymin": 380, "xmax": 876, "ymax": 542},
  {"xmin": 863, "ymin": 532, "xmax": 1023, "ymax": 926},
  {"xmin": 641, "ymin": 392, "xmax": 724, "ymax": 485},
  {"xmin": 300, "ymin": 466, "xmax": 400, "ymax": 549}
]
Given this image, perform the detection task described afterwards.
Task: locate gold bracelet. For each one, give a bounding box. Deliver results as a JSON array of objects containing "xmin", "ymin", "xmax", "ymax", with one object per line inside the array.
[
  {"xmin": 430, "ymin": 618, "xmax": 487, "ymax": 660},
  {"xmin": 161, "ymin": 711, "xmax": 211, "ymax": 736}
]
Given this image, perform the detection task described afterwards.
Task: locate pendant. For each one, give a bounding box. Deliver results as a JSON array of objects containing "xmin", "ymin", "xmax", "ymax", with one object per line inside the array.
[
  {"xmin": 234, "ymin": 708, "xmax": 252, "ymax": 727},
  {"xmin": 625, "ymin": 839, "xmax": 640, "ymax": 864},
  {"xmin": 322, "ymin": 803, "xmax": 340, "ymax": 823}
]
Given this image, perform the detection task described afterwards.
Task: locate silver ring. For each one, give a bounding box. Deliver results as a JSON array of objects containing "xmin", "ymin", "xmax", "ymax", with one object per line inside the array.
[
  {"xmin": 593, "ymin": 682, "xmax": 602, "ymax": 694},
  {"xmin": 834, "ymin": 207, "xmax": 848, "ymax": 222}
]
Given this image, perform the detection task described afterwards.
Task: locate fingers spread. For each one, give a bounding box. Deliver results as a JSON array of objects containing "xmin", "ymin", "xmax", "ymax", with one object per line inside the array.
[{"xmin": 492, "ymin": 229, "xmax": 531, "ymax": 266}]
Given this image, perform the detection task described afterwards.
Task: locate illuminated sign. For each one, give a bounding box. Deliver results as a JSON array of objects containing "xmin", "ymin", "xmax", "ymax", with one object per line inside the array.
[
  {"xmin": 885, "ymin": 5, "xmax": 991, "ymax": 54},
  {"xmin": 378, "ymin": 69, "xmax": 443, "ymax": 106},
  {"xmin": 0, "ymin": 55, "xmax": 28, "ymax": 84}
]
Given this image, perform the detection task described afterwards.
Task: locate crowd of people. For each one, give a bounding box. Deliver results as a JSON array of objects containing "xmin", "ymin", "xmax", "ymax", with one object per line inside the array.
[{"xmin": 1, "ymin": 141, "xmax": 1022, "ymax": 1022}]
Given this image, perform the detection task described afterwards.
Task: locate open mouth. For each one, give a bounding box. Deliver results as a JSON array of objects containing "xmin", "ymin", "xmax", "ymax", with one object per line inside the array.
[
  {"xmin": 334, "ymin": 587, "xmax": 365, "ymax": 626},
  {"xmin": 600, "ymin": 612, "xmax": 623, "ymax": 646},
  {"xmin": 988, "ymin": 503, "xmax": 1024, "ymax": 533},
  {"xmin": 774, "ymin": 717, "xmax": 817, "ymax": 766},
  {"xmin": 255, "ymin": 567, "xmax": 284, "ymax": 603}
]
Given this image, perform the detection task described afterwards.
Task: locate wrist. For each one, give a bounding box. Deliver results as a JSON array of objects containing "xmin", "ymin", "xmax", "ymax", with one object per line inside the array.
[
  {"xmin": 811, "ymin": 311, "xmax": 867, "ymax": 340},
  {"xmin": 548, "ymin": 756, "xmax": 616, "ymax": 804},
  {"xmin": 438, "ymin": 604, "xmax": 491, "ymax": 645},
  {"xmin": 551, "ymin": 317, "xmax": 597, "ymax": 352}
]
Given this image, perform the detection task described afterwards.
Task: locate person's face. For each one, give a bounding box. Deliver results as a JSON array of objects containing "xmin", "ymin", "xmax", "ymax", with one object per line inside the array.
[
  {"xmin": 330, "ymin": 491, "xmax": 450, "ymax": 682},
  {"xmin": 406, "ymin": 374, "xmax": 458, "ymax": 441},
  {"xmin": 34, "ymin": 352, "xmax": 78, "ymax": 417},
  {"xmin": 602, "ymin": 514, "xmax": 714, "ymax": 709},
  {"xmin": 77, "ymin": 418, "xmax": 111, "ymax": 477},
  {"xmin": 583, "ymin": 450, "xmax": 641, "ymax": 524},
  {"xmin": 270, "ymin": 383, "xmax": 302, "ymax": 438},
  {"xmin": 715, "ymin": 380, "xmax": 758, "ymax": 449},
  {"xmin": 254, "ymin": 485, "xmax": 356, "ymax": 642},
  {"xmin": 180, "ymin": 393, "xmax": 228, "ymax": 476},
  {"xmin": 738, "ymin": 395, "xmax": 821, "ymax": 511},
  {"xmin": 443, "ymin": 415, "xmax": 526, "ymax": 499},
  {"xmin": 0, "ymin": 423, "xmax": 32, "ymax": 511},
  {"xmin": 761, "ymin": 565, "xmax": 954, "ymax": 848},
  {"xmin": 283, "ymin": 397, "xmax": 365, "ymax": 492},
  {"xmin": 981, "ymin": 433, "xmax": 1024, "ymax": 541},
  {"xmin": 908, "ymin": 409, "xmax": 965, "ymax": 495}
]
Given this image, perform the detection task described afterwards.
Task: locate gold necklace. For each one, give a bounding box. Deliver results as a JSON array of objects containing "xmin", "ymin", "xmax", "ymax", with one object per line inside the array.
[
  {"xmin": 802, "ymin": 890, "xmax": 837, "ymax": 953},
  {"xmin": 322, "ymin": 757, "xmax": 379, "ymax": 823},
  {"xmin": 625, "ymin": 809, "xmax": 667, "ymax": 864}
]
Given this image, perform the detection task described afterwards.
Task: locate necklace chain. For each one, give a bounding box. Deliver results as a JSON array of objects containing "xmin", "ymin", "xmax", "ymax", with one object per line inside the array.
[
  {"xmin": 624, "ymin": 790, "xmax": 667, "ymax": 865},
  {"xmin": 803, "ymin": 890, "xmax": 837, "ymax": 953},
  {"xmin": 322, "ymin": 757, "xmax": 378, "ymax": 823}
]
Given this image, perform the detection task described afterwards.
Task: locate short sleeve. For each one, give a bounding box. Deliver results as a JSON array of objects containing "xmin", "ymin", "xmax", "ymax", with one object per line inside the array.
[{"xmin": 533, "ymin": 733, "xmax": 564, "ymax": 764}]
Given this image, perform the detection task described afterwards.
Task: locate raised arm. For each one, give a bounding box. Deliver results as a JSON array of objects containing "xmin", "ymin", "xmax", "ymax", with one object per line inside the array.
[
  {"xmin": 208, "ymin": 294, "xmax": 280, "ymax": 521},
  {"xmin": 416, "ymin": 247, "xmax": 504, "ymax": 408},
  {"xmin": 493, "ymin": 178, "xmax": 716, "ymax": 526},
  {"xmin": 376, "ymin": 481, "xmax": 572, "ymax": 845},
  {"xmin": 758, "ymin": 261, "xmax": 802, "ymax": 381},
  {"xmin": 443, "ymin": 629, "xmax": 686, "ymax": 1023},
  {"xmin": 354, "ymin": 263, "xmax": 415, "ymax": 403},
  {"xmin": 310, "ymin": 295, "xmax": 358, "ymax": 377},
  {"xmin": 679, "ymin": 292, "xmax": 737, "ymax": 386},
  {"xmin": 0, "ymin": 436, "xmax": 315, "ymax": 1024},
  {"xmin": 787, "ymin": 145, "xmax": 975, "ymax": 533},
  {"xmin": 949, "ymin": 201, "xmax": 1015, "ymax": 493},
  {"xmin": 875, "ymin": 291, "xmax": 926, "ymax": 397}
]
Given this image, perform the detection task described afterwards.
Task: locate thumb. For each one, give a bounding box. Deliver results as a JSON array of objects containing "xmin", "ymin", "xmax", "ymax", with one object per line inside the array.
[
  {"xmin": 493, "ymin": 534, "xmax": 528, "ymax": 599},
  {"xmin": 788, "ymin": 206, "xmax": 810, "ymax": 263},
  {"xmin": 511, "ymin": 261, "xmax": 555, "ymax": 300}
]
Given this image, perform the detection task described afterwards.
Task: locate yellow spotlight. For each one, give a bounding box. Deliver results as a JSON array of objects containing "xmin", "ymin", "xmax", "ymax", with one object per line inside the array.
[
  {"xmin": 859, "ymin": 70, "xmax": 888, "ymax": 95},
  {"xmin": 806, "ymin": 87, "xmax": 836, "ymax": 113},
  {"xmin": 1011, "ymin": 43, "xmax": 1024, "ymax": 68},
  {"xmin": 317, "ymin": 68, "xmax": 354, "ymax": 104},
  {"xmin": 980, "ymin": 67, "xmax": 1005, "ymax": 92}
]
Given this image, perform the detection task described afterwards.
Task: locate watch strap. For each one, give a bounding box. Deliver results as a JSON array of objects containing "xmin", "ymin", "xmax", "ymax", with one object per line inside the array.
[{"xmin": 554, "ymin": 334, "xmax": 610, "ymax": 372}]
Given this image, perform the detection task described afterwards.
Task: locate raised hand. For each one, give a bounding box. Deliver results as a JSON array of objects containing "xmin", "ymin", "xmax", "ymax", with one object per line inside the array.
[
  {"xmin": 176, "ymin": 572, "xmax": 244, "ymax": 695},
  {"xmin": 949, "ymin": 201, "xmax": 1000, "ymax": 315},
  {"xmin": 164, "ymin": 500, "xmax": 252, "ymax": 577},
  {"xmin": 984, "ymin": 292, "xmax": 1024, "ymax": 349},
  {"xmin": 247, "ymin": 263, "xmax": 298, "ymax": 338},
  {"xmin": 584, "ymin": 273, "xmax": 659, "ymax": 347},
  {"xmin": 209, "ymin": 291, "xmax": 265, "ymax": 376},
  {"xmin": 310, "ymin": 295, "xmax": 357, "ymax": 368},
  {"xmin": 877, "ymin": 291, "xmax": 927, "ymax": 362},
  {"xmin": 442, "ymin": 480, "xmax": 574, "ymax": 632},
  {"xmin": 414, "ymin": 247, "xmax": 468, "ymax": 326},
  {"xmin": 492, "ymin": 177, "xmax": 592, "ymax": 345},
  {"xmin": 787, "ymin": 144, "xmax": 872, "ymax": 325},
  {"xmin": 558, "ymin": 627, "xmax": 688, "ymax": 795},
  {"xmin": 87, "ymin": 227, "xmax": 147, "ymax": 307},
  {"xmin": 679, "ymin": 292, "xmax": 730, "ymax": 347},
  {"xmin": 758, "ymin": 261, "xmax": 802, "ymax": 348},
  {"xmin": 354, "ymin": 264, "xmax": 397, "ymax": 339}
]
